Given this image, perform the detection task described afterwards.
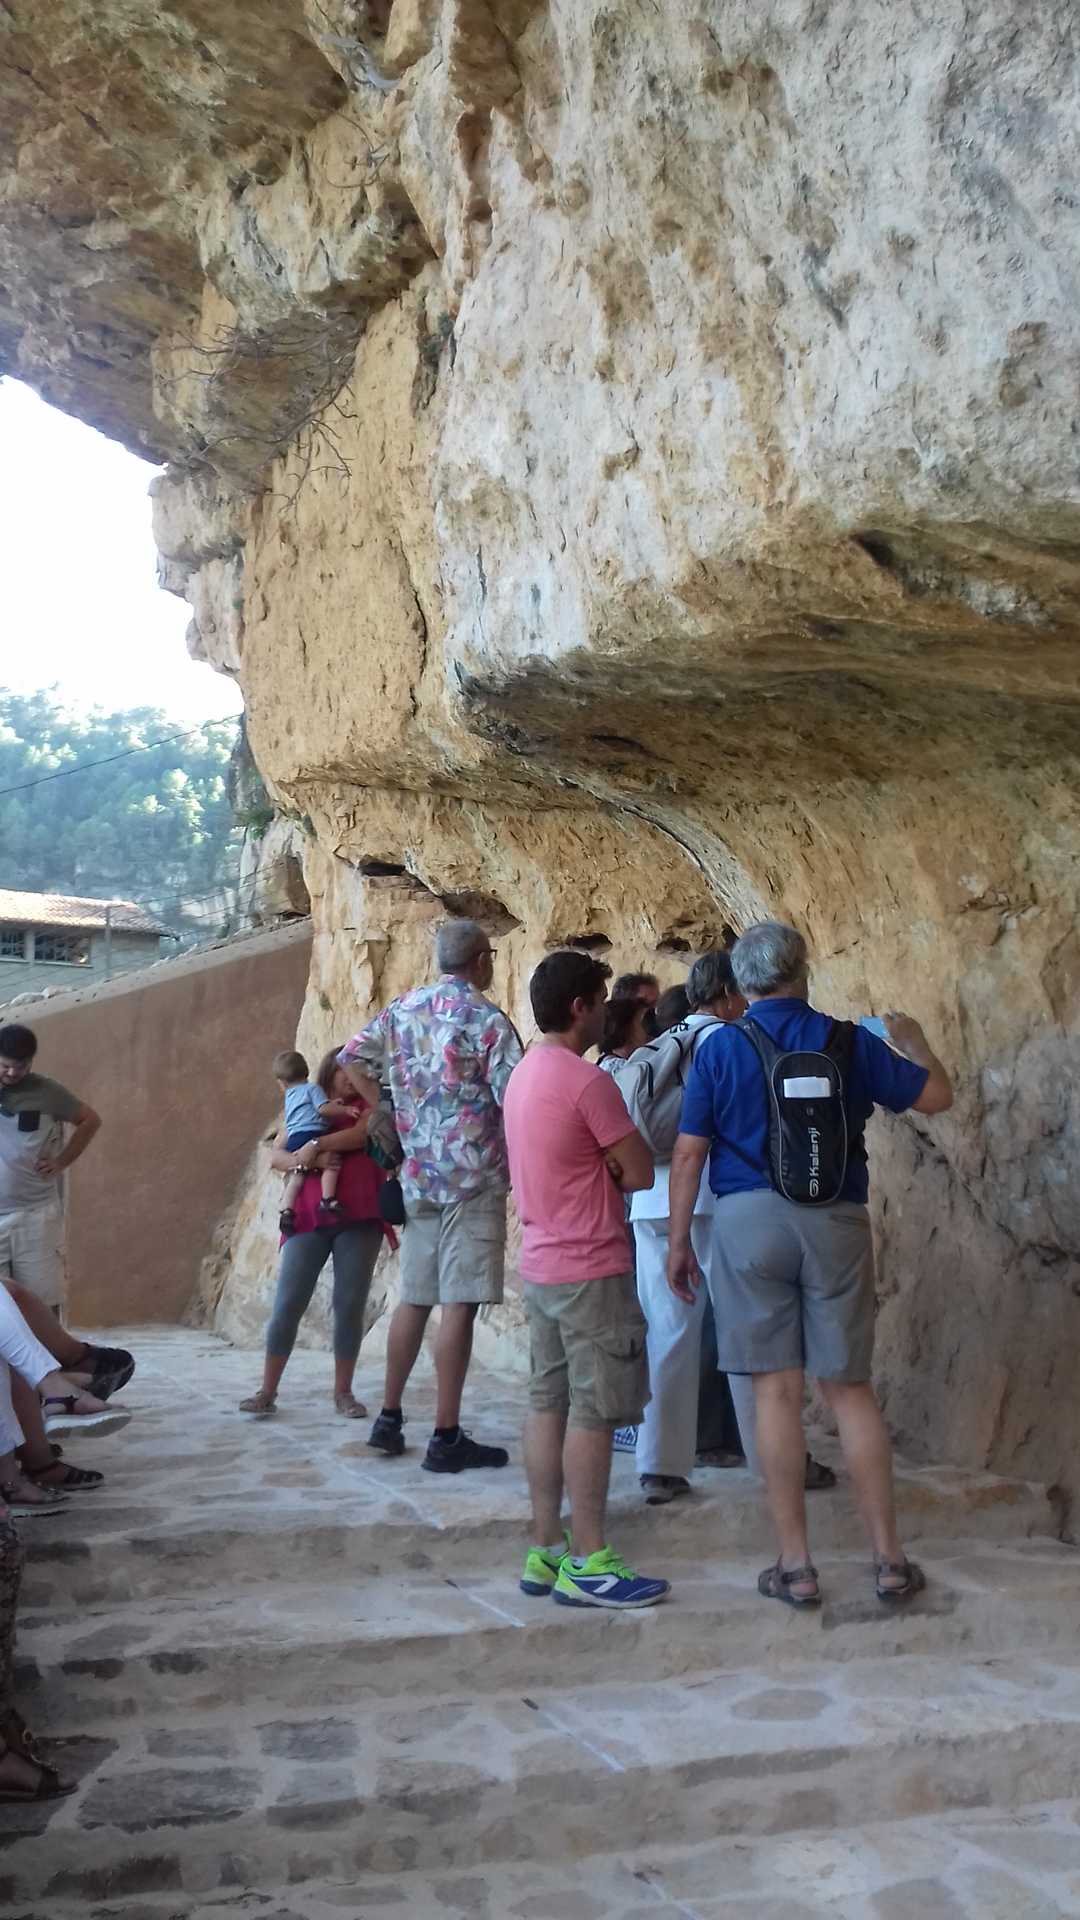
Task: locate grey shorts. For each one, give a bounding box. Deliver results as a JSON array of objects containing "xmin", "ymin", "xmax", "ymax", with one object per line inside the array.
[
  {"xmin": 524, "ymin": 1271, "xmax": 649, "ymax": 1431},
  {"xmin": 709, "ymin": 1190, "xmax": 875, "ymax": 1383},
  {"xmin": 399, "ymin": 1188, "xmax": 506, "ymax": 1307}
]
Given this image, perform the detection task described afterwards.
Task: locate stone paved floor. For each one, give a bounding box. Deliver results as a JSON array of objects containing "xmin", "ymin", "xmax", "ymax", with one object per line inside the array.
[{"xmin": 4, "ymin": 1327, "xmax": 1080, "ymax": 1917}]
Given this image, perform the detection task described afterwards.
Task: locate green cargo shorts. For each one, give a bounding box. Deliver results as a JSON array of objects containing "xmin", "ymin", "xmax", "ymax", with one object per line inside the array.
[{"xmin": 523, "ymin": 1271, "xmax": 649, "ymax": 1431}]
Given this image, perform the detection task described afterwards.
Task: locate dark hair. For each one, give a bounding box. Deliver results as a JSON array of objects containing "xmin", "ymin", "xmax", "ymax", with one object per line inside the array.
[
  {"xmin": 611, "ymin": 971, "xmax": 658, "ymax": 1000},
  {"xmin": 272, "ymin": 1049, "xmax": 309, "ymax": 1083},
  {"xmin": 600, "ymin": 995, "xmax": 648, "ymax": 1058},
  {"xmin": 686, "ymin": 950, "xmax": 737, "ymax": 1011},
  {"xmin": 654, "ymin": 984, "xmax": 691, "ymax": 1033},
  {"xmin": 316, "ymin": 1044, "xmax": 348, "ymax": 1097},
  {"xmin": 530, "ymin": 951, "xmax": 612, "ymax": 1033},
  {"xmin": 0, "ymin": 1024, "xmax": 37, "ymax": 1063}
]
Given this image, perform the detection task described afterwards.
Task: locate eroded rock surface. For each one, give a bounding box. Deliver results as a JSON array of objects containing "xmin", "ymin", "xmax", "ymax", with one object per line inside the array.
[{"xmin": 2, "ymin": 2, "xmax": 1078, "ymax": 1490}]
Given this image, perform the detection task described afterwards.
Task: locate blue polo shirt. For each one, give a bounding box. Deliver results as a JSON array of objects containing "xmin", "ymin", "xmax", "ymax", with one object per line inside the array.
[{"xmin": 679, "ymin": 999, "xmax": 929, "ymax": 1205}]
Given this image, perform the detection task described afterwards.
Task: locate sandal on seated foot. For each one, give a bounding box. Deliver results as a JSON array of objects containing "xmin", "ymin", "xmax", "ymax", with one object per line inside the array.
[
  {"xmin": 238, "ymin": 1389, "xmax": 277, "ymax": 1417},
  {"xmin": 0, "ymin": 1734, "xmax": 75, "ymax": 1804},
  {"xmin": 1, "ymin": 1480, "xmax": 68, "ymax": 1518},
  {"xmin": 24, "ymin": 1460, "xmax": 104, "ymax": 1491},
  {"xmin": 875, "ymin": 1555, "xmax": 926, "ymax": 1602},
  {"xmin": 758, "ymin": 1559, "xmax": 821, "ymax": 1608},
  {"xmin": 334, "ymin": 1391, "xmax": 368, "ymax": 1419}
]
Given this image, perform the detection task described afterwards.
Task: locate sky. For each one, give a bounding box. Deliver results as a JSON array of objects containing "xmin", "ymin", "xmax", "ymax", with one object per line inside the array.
[{"xmin": 0, "ymin": 377, "xmax": 243, "ymax": 725}]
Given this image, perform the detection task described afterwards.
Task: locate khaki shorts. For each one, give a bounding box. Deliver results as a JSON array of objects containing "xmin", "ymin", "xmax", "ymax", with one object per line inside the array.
[
  {"xmin": 710, "ymin": 1190, "xmax": 876, "ymax": 1383},
  {"xmin": 0, "ymin": 1204, "xmax": 66, "ymax": 1310},
  {"xmin": 399, "ymin": 1188, "xmax": 507, "ymax": 1307},
  {"xmin": 524, "ymin": 1271, "xmax": 649, "ymax": 1431}
]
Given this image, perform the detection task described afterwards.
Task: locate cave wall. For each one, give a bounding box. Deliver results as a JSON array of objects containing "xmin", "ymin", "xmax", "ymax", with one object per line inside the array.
[{"xmin": 2, "ymin": 1, "xmax": 1079, "ymax": 1490}]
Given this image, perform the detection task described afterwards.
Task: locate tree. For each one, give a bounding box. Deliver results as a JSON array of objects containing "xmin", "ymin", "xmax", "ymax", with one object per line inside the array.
[{"xmin": 0, "ymin": 688, "xmax": 244, "ymax": 939}]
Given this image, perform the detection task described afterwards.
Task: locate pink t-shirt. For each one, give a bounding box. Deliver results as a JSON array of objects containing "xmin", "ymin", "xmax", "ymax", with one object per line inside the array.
[{"xmin": 503, "ymin": 1044, "xmax": 637, "ymax": 1282}]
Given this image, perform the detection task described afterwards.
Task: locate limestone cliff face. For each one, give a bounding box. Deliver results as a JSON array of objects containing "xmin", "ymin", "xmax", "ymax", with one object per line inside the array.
[{"xmin": 3, "ymin": 3, "xmax": 1079, "ymax": 1491}]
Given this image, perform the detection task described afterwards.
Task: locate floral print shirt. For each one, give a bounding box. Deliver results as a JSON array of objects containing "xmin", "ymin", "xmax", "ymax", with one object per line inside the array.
[{"xmin": 338, "ymin": 976, "xmax": 523, "ymax": 1205}]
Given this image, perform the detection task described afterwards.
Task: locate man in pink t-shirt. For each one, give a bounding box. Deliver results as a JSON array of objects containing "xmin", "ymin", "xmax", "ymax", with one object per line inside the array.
[{"xmin": 503, "ymin": 951, "xmax": 670, "ymax": 1611}]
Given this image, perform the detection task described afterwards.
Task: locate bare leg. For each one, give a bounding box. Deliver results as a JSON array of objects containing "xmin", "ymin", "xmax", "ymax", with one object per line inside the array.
[
  {"xmin": 0, "ymin": 1442, "xmax": 60, "ymax": 1508},
  {"xmin": 753, "ymin": 1368, "xmax": 818, "ymax": 1599},
  {"xmin": 320, "ymin": 1155, "xmax": 341, "ymax": 1203},
  {"xmin": 819, "ymin": 1379, "xmax": 905, "ymax": 1583},
  {"xmin": 433, "ymin": 1303, "xmax": 478, "ymax": 1428},
  {"xmin": 524, "ymin": 1407, "xmax": 566, "ymax": 1546},
  {"xmin": 281, "ymin": 1170, "xmax": 304, "ymax": 1212},
  {"xmin": 3, "ymin": 1286, "xmax": 89, "ymax": 1374},
  {"xmin": 564, "ymin": 1426, "xmax": 615, "ymax": 1559},
  {"xmin": 383, "ymin": 1303, "xmax": 431, "ymax": 1409}
]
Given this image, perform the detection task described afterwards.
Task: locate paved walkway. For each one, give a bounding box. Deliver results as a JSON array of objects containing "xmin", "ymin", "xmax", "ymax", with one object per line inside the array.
[{"xmin": 6, "ymin": 1326, "xmax": 1080, "ymax": 1916}]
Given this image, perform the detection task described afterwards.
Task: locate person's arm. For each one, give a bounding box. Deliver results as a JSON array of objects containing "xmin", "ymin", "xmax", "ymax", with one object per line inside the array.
[
  {"xmin": 880, "ymin": 1014, "xmax": 954, "ymax": 1115},
  {"xmin": 484, "ymin": 1013, "xmax": 525, "ymax": 1106},
  {"xmin": 604, "ymin": 1126, "xmax": 654, "ymax": 1193},
  {"xmin": 666, "ymin": 1133, "xmax": 710, "ymax": 1302},
  {"xmin": 319, "ymin": 1100, "xmax": 359, "ymax": 1127},
  {"xmin": 577, "ymin": 1074, "xmax": 654, "ymax": 1194},
  {"xmin": 36, "ymin": 1102, "xmax": 101, "ymax": 1179},
  {"xmin": 337, "ymin": 1017, "xmax": 386, "ymax": 1112}
]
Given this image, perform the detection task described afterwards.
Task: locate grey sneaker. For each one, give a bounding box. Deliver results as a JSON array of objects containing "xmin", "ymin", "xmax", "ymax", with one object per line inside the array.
[{"xmin": 640, "ymin": 1474, "xmax": 691, "ymax": 1506}]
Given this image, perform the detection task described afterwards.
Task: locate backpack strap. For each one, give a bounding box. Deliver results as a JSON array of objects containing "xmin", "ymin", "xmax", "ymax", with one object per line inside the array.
[{"xmin": 712, "ymin": 1017, "xmax": 780, "ymax": 1177}]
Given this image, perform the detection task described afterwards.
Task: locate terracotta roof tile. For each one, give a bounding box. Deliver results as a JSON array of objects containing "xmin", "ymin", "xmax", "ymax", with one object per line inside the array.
[{"xmin": 0, "ymin": 889, "xmax": 170, "ymax": 937}]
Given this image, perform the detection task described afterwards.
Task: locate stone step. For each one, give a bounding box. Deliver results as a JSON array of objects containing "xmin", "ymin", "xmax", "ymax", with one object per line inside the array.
[
  {"xmin": 21, "ymin": 1455, "xmax": 1056, "ymax": 1613},
  {"xmin": 18, "ymin": 1535, "xmax": 1080, "ymax": 1734},
  {"xmin": 24, "ymin": 1796, "xmax": 1080, "ymax": 1918},
  {"xmin": 6, "ymin": 1649, "xmax": 1080, "ymax": 1901}
]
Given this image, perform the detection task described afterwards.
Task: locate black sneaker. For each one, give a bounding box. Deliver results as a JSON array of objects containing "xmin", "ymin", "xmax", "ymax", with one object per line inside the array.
[
  {"xmin": 421, "ymin": 1431, "xmax": 509, "ymax": 1474},
  {"xmin": 86, "ymin": 1346, "xmax": 135, "ymax": 1401},
  {"xmin": 368, "ymin": 1412, "xmax": 406, "ymax": 1457}
]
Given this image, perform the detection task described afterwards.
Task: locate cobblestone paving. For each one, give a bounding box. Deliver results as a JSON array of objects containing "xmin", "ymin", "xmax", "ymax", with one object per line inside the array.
[{"xmin": 3, "ymin": 1328, "xmax": 1080, "ymax": 1917}]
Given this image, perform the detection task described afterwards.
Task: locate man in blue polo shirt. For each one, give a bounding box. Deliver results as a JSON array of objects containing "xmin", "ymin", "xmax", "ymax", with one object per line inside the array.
[{"xmin": 666, "ymin": 922, "xmax": 953, "ymax": 1610}]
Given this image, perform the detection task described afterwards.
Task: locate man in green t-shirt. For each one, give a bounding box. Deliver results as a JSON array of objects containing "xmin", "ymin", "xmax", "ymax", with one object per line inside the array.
[{"xmin": 0, "ymin": 1022, "xmax": 100, "ymax": 1311}]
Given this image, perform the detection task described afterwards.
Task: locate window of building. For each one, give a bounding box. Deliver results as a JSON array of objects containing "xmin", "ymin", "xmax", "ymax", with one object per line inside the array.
[
  {"xmin": 33, "ymin": 931, "xmax": 91, "ymax": 966},
  {"xmin": 0, "ymin": 927, "xmax": 27, "ymax": 961}
]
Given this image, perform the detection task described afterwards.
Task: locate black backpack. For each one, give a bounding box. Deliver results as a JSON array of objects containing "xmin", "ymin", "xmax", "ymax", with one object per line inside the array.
[{"xmin": 734, "ymin": 1016, "xmax": 856, "ymax": 1206}]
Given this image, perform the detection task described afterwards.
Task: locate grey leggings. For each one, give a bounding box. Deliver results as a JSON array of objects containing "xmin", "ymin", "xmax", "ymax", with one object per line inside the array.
[{"xmin": 265, "ymin": 1224, "xmax": 383, "ymax": 1363}]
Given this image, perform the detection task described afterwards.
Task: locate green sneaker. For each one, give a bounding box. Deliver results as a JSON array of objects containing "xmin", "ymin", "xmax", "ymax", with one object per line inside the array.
[
  {"xmin": 520, "ymin": 1539, "xmax": 568, "ymax": 1597},
  {"xmin": 553, "ymin": 1545, "xmax": 670, "ymax": 1610}
]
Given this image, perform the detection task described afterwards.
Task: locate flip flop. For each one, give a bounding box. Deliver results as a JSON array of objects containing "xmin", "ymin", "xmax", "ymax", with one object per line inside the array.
[{"xmin": 334, "ymin": 1392, "xmax": 368, "ymax": 1419}]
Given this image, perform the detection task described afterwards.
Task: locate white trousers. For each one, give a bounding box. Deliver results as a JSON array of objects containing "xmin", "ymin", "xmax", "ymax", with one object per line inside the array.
[
  {"xmin": 0, "ymin": 1283, "xmax": 58, "ymax": 1455},
  {"xmin": 634, "ymin": 1215, "xmax": 759, "ymax": 1480}
]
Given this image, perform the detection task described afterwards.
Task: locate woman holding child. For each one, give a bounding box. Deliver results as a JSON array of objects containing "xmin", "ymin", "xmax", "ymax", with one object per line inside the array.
[{"xmin": 239, "ymin": 1046, "xmax": 389, "ymax": 1420}]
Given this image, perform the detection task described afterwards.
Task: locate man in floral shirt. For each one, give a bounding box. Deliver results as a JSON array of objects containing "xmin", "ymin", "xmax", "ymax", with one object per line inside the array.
[{"xmin": 339, "ymin": 920, "xmax": 522, "ymax": 1472}]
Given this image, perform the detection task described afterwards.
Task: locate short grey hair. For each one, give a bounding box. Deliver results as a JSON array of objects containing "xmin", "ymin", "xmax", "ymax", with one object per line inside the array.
[
  {"xmin": 731, "ymin": 922, "xmax": 808, "ymax": 997},
  {"xmin": 686, "ymin": 949, "xmax": 736, "ymax": 1011},
  {"xmin": 436, "ymin": 917, "xmax": 490, "ymax": 973}
]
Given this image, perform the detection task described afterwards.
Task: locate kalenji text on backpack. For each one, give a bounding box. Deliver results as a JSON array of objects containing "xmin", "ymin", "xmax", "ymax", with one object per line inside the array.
[{"xmin": 734, "ymin": 1016, "xmax": 856, "ymax": 1206}]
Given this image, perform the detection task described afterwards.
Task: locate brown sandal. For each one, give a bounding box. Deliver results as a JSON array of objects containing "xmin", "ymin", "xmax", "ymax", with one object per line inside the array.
[
  {"xmin": 334, "ymin": 1391, "xmax": 368, "ymax": 1419},
  {"xmin": 875, "ymin": 1555, "xmax": 926, "ymax": 1602},
  {"xmin": 238, "ymin": 1389, "xmax": 277, "ymax": 1417},
  {"xmin": 758, "ymin": 1559, "xmax": 822, "ymax": 1608},
  {"xmin": 0, "ymin": 1733, "xmax": 75, "ymax": 1803}
]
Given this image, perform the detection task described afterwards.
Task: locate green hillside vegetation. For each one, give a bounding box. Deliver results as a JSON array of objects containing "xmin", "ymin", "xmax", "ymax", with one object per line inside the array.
[{"xmin": 0, "ymin": 688, "xmax": 244, "ymax": 932}]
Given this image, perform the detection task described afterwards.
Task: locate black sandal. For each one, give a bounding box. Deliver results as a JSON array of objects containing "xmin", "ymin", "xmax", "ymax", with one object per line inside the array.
[
  {"xmin": 875, "ymin": 1555, "xmax": 926, "ymax": 1602},
  {"xmin": 758, "ymin": 1559, "xmax": 822, "ymax": 1608},
  {"xmin": 24, "ymin": 1460, "xmax": 104, "ymax": 1491}
]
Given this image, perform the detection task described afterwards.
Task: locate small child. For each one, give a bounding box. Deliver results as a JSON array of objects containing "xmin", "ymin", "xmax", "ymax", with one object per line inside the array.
[{"xmin": 272, "ymin": 1049, "xmax": 355, "ymax": 1238}]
